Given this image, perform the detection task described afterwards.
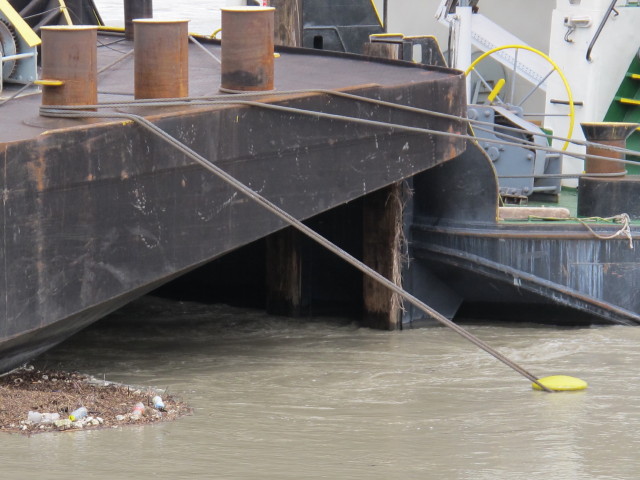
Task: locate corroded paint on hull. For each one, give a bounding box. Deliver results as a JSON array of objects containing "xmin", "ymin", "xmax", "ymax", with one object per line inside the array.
[
  {"xmin": 412, "ymin": 228, "xmax": 640, "ymax": 325},
  {"xmin": 0, "ymin": 78, "xmax": 466, "ymax": 371},
  {"xmin": 408, "ymin": 140, "xmax": 640, "ymax": 326}
]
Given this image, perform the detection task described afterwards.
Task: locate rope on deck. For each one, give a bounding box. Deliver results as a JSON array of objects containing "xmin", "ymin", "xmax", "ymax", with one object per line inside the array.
[
  {"xmin": 579, "ymin": 214, "xmax": 633, "ymax": 248},
  {"xmin": 40, "ymin": 104, "xmax": 556, "ymax": 393},
  {"xmin": 527, "ymin": 214, "xmax": 634, "ymax": 249}
]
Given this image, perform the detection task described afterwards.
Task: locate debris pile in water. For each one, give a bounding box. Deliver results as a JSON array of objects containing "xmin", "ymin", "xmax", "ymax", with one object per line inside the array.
[{"xmin": 0, "ymin": 367, "xmax": 190, "ymax": 435}]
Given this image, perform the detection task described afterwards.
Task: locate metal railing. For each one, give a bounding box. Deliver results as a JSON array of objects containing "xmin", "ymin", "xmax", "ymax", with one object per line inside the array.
[{"xmin": 586, "ymin": 0, "xmax": 618, "ymax": 62}]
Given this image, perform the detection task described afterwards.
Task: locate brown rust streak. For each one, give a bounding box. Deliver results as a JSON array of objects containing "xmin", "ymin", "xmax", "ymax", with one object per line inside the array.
[
  {"xmin": 25, "ymin": 144, "xmax": 48, "ymax": 193},
  {"xmin": 443, "ymin": 75, "xmax": 467, "ymax": 161}
]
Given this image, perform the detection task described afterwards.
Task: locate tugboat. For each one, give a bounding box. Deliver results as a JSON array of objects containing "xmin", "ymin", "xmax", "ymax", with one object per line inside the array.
[{"xmin": 396, "ymin": 0, "xmax": 640, "ymax": 326}]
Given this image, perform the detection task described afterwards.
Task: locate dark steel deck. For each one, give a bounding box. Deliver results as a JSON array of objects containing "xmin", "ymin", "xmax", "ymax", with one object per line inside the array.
[{"xmin": 1, "ymin": 35, "xmax": 462, "ymax": 143}]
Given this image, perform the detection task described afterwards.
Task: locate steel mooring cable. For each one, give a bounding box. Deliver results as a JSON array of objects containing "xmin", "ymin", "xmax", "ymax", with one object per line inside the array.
[
  {"xmin": 35, "ymin": 94, "xmax": 640, "ymax": 169},
  {"xmin": 40, "ymin": 106, "xmax": 554, "ymax": 392}
]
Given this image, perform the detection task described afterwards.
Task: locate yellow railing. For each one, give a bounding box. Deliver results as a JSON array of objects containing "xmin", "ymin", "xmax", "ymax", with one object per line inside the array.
[{"xmin": 465, "ymin": 44, "xmax": 575, "ymax": 150}]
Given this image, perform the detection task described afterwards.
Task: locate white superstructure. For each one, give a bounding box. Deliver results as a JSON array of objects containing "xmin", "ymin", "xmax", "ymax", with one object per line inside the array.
[
  {"xmin": 546, "ymin": 1, "xmax": 640, "ymax": 177},
  {"xmin": 386, "ymin": 0, "xmax": 640, "ymax": 182}
]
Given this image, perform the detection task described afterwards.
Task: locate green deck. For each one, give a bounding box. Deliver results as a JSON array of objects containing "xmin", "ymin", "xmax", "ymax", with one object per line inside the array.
[
  {"xmin": 604, "ymin": 55, "xmax": 640, "ymax": 174},
  {"xmin": 500, "ymin": 187, "xmax": 640, "ymax": 225}
]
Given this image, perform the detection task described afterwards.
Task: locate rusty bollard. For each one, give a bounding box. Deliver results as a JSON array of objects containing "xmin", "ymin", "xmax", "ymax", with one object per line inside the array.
[
  {"xmin": 40, "ymin": 26, "xmax": 98, "ymax": 107},
  {"xmin": 221, "ymin": 6, "xmax": 275, "ymax": 92},
  {"xmin": 581, "ymin": 122, "xmax": 639, "ymax": 175},
  {"xmin": 578, "ymin": 122, "xmax": 640, "ymax": 218},
  {"xmin": 134, "ymin": 19, "xmax": 189, "ymax": 100}
]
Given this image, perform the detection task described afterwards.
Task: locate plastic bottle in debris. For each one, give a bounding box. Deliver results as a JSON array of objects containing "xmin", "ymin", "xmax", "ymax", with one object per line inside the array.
[
  {"xmin": 27, "ymin": 411, "xmax": 61, "ymax": 424},
  {"xmin": 131, "ymin": 402, "xmax": 145, "ymax": 420},
  {"xmin": 41, "ymin": 413, "xmax": 60, "ymax": 424},
  {"xmin": 69, "ymin": 407, "xmax": 88, "ymax": 421},
  {"xmin": 27, "ymin": 411, "xmax": 42, "ymax": 423},
  {"xmin": 152, "ymin": 396, "xmax": 165, "ymax": 410}
]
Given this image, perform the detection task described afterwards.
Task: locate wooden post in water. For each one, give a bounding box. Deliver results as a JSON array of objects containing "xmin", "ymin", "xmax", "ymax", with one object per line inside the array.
[
  {"xmin": 360, "ymin": 34, "xmax": 406, "ymax": 330},
  {"xmin": 265, "ymin": 0, "xmax": 303, "ymax": 316},
  {"xmin": 362, "ymin": 184, "xmax": 404, "ymax": 330},
  {"xmin": 124, "ymin": 0, "xmax": 153, "ymax": 40},
  {"xmin": 266, "ymin": 228, "xmax": 304, "ymax": 316},
  {"xmin": 270, "ymin": 0, "xmax": 302, "ymax": 47}
]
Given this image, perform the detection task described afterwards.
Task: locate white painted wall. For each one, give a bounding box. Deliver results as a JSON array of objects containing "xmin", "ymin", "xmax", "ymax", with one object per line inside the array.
[
  {"xmin": 380, "ymin": 1, "xmax": 640, "ymax": 181},
  {"xmin": 379, "ymin": 0, "xmax": 552, "ymax": 54},
  {"xmin": 378, "ymin": 1, "xmax": 555, "ymax": 117},
  {"xmin": 546, "ymin": 1, "xmax": 640, "ymax": 179}
]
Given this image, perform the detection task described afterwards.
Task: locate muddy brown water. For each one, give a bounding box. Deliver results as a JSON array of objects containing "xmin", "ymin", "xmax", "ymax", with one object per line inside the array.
[{"xmin": 2, "ymin": 296, "xmax": 639, "ymax": 479}]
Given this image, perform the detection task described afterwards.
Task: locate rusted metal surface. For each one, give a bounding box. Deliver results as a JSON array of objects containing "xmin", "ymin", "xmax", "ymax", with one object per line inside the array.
[
  {"xmin": 2, "ymin": 35, "xmax": 466, "ymax": 143},
  {"xmin": 124, "ymin": 0, "xmax": 153, "ymax": 40},
  {"xmin": 581, "ymin": 122, "xmax": 638, "ymax": 174},
  {"xmin": 578, "ymin": 122, "xmax": 640, "ymax": 218},
  {"xmin": 0, "ymin": 87, "xmax": 464, "ymax": 369},
  {"xmin": 40, "ymin": 26, "xmax": 97, "ymax": 106},
  {"xmin": 134, "ymin": 19, "xmax": 189, "ymax": 99},
  {"xmin": 221, "ymin": 6, "xmax": 275, "ymax": 91},
  {"xmin": 1, "ymin": 32, "xmax": 467, "ymax": 372}
]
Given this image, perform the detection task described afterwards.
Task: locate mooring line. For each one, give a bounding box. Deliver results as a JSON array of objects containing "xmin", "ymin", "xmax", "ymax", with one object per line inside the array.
[
  {"xmin": 179, "ymin": 87, "xmax": 639, "ymax": 159},
  {"xmin": 229, "ymin": 90, "xmax": 639, "ymax": 162},
  {"xmin": 189, "ymin": 36, "xmax": 222, "ymax": 64},
  {"xmin": 0, "ymin": 82, "xmax": 36, "ymax": 107},
  {"xmin": 39, "ymin": 95, "xmax": 640, "ymax": 169},
  {"xmin": 97, "ymin": 48, "xmax": 134, "ymax": 75},
  {"xmin": 40, "ymin": 106, "xmax": 554, "ymax": 392},
  {"xmin": 1, "ymin": 54, "xmax": 635, "ymax": 160},
  {"xmin": 499, "ymin": 172, "xmax": 625, "ymax": 179}
]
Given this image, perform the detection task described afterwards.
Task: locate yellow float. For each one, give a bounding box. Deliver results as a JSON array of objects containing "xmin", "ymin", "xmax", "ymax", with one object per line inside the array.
[{"xmin": 532, "ymin": 375, "xmax": 588, "ymax": 391}]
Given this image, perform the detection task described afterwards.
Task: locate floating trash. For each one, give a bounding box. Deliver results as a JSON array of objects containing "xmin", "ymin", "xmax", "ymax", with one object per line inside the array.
[
  {"xmin": 152, "ymin": 395, "xmax": 165, "ymax": 411},
  {"xmin": 69, "ymin": 407, "xmax": 88, "ymax": 421},
  {"xmin": 0, "ymin": 367, "xmax": 190, "ymax": 435}
]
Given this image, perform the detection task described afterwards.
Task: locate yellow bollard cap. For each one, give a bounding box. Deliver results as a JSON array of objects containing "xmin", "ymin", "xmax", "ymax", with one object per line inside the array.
[{"xmin": 532, "ymin": 375, "xmax": 588, "ymax": 391}]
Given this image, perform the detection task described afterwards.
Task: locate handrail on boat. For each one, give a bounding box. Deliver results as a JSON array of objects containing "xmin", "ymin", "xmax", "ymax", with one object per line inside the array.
[
  {"xmin": 586, "ymin": 0, "xmax": 618, "ymax": 63},
  {"xmin": 303, "ymin": 25, "xmax": 347, "ymax": 51}
]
